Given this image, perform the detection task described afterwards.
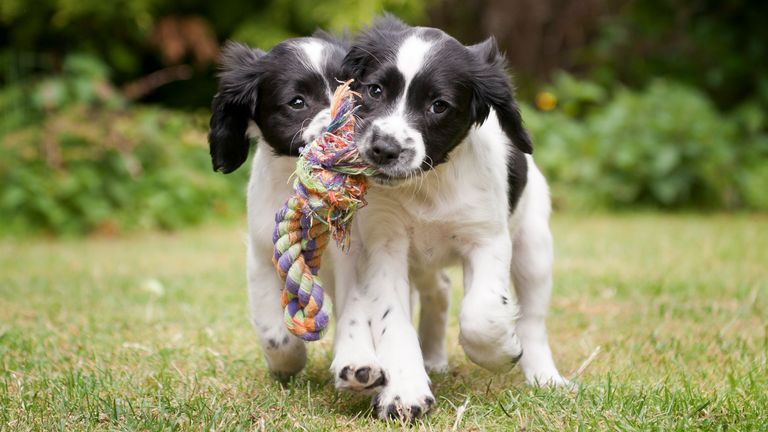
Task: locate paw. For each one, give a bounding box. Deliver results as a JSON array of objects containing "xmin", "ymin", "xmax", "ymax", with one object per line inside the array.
[
  {"xmin": 372, "ymin": 380, "xmax": 435, "ymax": 421},
  {"xmin": 459, "ymin": 298, "xmax": 523, "ymax": 372},
  {"xmin": 525, "ymin": 371, "xmax": 575, "ymax": 390},
  {"xmin": 301, "ymin": 108, "xmax": 331, "ymax": 143},
  {"xmin": 334, "ymin": 364, "xmax": 388, "ymax": 394},
  {"xmin": 259, "ymin": 331, "xmax": 306, "ymax": 379},
  {"xmin": 517, "ymin": 344, "xmax": 575, "ymax": 390},
  {"xmin": 423, "ymin": 354, "xmax": 448, "ymax": 374},
  {"xmin": 459, "ymin": 328, "xmax": 523, "ymax": 373}
]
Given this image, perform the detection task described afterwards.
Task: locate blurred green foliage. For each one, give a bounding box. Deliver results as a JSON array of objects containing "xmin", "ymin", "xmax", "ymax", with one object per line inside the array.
[
  {"xmin": 528, "ymin": 74, "xmax": 768, "ymax": 210},
  {"xmin": 0, "ymin": 54, "xmax": 248, "ymax": 236}
]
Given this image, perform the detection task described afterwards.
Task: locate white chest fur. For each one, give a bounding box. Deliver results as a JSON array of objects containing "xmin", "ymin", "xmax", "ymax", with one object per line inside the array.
[
  {"xmin": 246, "ymin": 146, "xmax": 297, "ymax": 253},
  {"xmin": 359, "ymin": 112, "xmax": 517, "ymax": 269}
]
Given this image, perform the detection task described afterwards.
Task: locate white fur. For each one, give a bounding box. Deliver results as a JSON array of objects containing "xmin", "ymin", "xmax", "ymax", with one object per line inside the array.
[
  {"xmin": 300, "ymin": 40, "xmax": 333, "ymax": 101},
  {"xmin": 511, "ymin": 156, "xmax": 569, "ymax": 386},
  {"xmin": 299, "ymin": 40, "xmax": 325, "ymax": 75},
  {"xmin": 396, "ymin": 36, "xmax": 432, "ymax": 86},
  {"xmin": 414, "ymin": 269, "xmax": 451, "ymax": 373},
  {"xmin": 301, "ymin": 108, "xmax": 331, "ymax": 144},
  {"xmin": 245, "ymin": 145, "xmax": 306, "ymax": 376}
]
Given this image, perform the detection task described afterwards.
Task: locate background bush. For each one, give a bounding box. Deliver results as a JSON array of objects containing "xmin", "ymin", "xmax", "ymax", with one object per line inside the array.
[
  {"xmin": 0, "ymin": 54, "xmax": 248, "ymax": 236},
  {"xmin": 528, "ymin": 75, "xmax": 768, "ymax": 210}
]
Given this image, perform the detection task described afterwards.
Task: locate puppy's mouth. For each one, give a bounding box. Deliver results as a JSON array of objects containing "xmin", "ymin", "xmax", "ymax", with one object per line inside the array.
[
  {"xmin": 367, "ymin": 168, "xmax": 421, "ymax": 187},
  {"xmin": 369, "ymin": 172, "xmax": 405, "ymax": 186}
]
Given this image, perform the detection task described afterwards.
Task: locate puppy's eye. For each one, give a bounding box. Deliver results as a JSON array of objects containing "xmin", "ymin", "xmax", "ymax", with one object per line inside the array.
[
  {"xmin": 289, "ymin": 96, "xmax": 305, "ymax": 110},
  {"xmin": 430, "ymin": 100, "xmax": 449, "ymax": 114},
  {"xmin": 368, "ymin": 84, "xmax": 383, "ymax": 99}
]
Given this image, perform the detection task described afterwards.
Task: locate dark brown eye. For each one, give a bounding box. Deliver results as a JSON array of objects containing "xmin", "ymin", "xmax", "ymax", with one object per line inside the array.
[
  {"xmin": 289, "ymin": 96, "xmax": 305, "ymax": 110},
  {"xmin": 430, "ymin": 100, "xmax": 448, "ymax": 114},
  {"xmin": 368, "ymin": 84, "xmax": 383, "ymax": 99}
]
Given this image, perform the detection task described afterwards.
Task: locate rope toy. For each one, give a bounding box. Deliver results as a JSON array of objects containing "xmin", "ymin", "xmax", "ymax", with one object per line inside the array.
[{"xmin": 272, "ymin": 80, "xmax": 376, "ymax": 341}]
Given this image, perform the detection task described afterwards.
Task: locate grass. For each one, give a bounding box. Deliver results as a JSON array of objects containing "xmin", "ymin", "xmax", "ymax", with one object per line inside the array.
[{"xmin": 1, "ymin": 213, "xmax": 766, "ymax": 431}]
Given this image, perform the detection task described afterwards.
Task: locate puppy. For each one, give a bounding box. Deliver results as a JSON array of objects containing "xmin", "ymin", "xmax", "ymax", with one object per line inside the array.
[
  {"xmin": 208, "ymin": 34, "xmax": 347, "ymax": 378},
  {"xmin": 332, "ymin": 16, "xmax": 568, "ymax": 420}
]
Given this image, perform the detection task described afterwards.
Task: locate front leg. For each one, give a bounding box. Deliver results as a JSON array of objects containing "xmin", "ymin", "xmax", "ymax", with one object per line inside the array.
[
  {"xmin": 330, "ymin": 244, "xmax": 387, "ymax": 394},
  {"xmin": 511, "ymin": 206, "xmax": 569, "ymax": 386},
  {"xmin": 246, "ymin": 243, "xmax": 306, "ymax": 379},
  {"xmin": 413, "ymin": 268, "xmax": 451, "ymax": 373},
  {"xmin": 362, "ymin": 236, "xmax": 435, "ymax": 421},
  {"xmin": 245, "ymin": 148, "xmax": 308, "ymax": 379},
  {"xmin": 459, "ymin": 234, "xmax": 523, "ymax": 372}
]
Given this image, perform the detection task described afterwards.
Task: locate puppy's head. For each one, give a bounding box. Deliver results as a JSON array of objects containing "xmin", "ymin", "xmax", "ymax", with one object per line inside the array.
[
  {"xmin": 208, "ymin": 35, "xmax": 346, "ymax": 173},
  {"xmin": 342, "ymin": 16, "xmax": 532, "ymax": 185}
]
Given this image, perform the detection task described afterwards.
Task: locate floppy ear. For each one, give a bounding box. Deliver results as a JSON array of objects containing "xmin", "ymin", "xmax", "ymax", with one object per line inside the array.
[
  {"xmin": 341, "ymin": 44, "xmax": 369, "ymax": 84},
  {"xmin": 208, "ymin": 42, "xmax": 265, "ymax": 173},
  {"xmin": 468, "ymin": 37, "xmax": 533, "ymax": 154},
  {"xmin": 342, "ymin": 14, "xmax": 409, "ymax": 85}
]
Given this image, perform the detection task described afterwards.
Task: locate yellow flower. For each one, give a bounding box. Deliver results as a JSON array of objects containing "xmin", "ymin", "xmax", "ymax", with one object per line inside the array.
[{"xmin": 536, "ymin": 91, "xmax": 557, "ymax": 111}]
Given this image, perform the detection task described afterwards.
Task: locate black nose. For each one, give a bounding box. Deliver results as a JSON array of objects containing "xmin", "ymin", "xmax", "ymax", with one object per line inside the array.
[{"xmin": 367, "ymin": 130, "xmax": 402, "ymax": 166}]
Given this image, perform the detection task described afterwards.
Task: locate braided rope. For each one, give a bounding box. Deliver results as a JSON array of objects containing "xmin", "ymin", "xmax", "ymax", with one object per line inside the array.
[{"xmin": 272, "ymin": 80, "xmax": 376, "ymax": 341}]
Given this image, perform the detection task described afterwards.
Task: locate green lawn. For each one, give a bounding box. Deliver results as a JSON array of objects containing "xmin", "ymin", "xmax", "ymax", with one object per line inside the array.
[{"xmin": 1, "ymin": 214, "xmax": 766, "ymax": 431}]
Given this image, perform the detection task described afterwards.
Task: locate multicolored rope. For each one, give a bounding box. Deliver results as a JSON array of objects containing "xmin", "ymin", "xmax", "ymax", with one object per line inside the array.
[{"xmin": 272, "ymin": 80, "xmax": 376, "ymax": 341}]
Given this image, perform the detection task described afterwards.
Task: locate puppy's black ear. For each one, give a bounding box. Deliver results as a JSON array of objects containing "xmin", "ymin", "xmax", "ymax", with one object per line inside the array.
[
  {"xmin": 208, "ymin": 42, "xmax": 265, "ymax": 173},
  {"xmin": 341, "ymin": 44, "xmax": 368, "ymax": 84},
  {"xmin": 342, "ymin": 14, "xmax": 409, "ymax": 85},
  {"xmin": 468, "ymin": 37, "xmax": 533, "ymax": 154}
]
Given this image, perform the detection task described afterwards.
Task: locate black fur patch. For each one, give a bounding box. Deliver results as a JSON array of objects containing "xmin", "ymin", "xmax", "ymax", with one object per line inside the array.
[
  {"xmin": 339, "ymin": 366, "xmax": 351, "ymax": 379},
  {"xmin": 365, "ymin": 372, "xmax": 387, "ymax": 389},
  {"xmin": 354, "ymin": 367, "xmax": 370, "ymax": 383},
  {"xmin": 508, "ymin": 145, "xmax": 528, "ymax": 211}
]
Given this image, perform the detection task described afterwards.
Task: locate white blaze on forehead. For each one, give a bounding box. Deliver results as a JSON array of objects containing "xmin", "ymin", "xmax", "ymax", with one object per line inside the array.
[
  {"xmin": 299, "ymin": 39, "xmax": 333, "ymax": 99},
  {"xmin": 396, "ymin": 35, "xmax": 433, "ymax": 86},
  {"xmin": 365, "ymin": 35, "xmax": 433, "ymax": 173},
  {"xmin": 367, "ymin": 35, "xmax": 433, "ymax": 171},
  {"xmin": 300, "ymin": 40, "xmax": 325, "ymax": 74}
]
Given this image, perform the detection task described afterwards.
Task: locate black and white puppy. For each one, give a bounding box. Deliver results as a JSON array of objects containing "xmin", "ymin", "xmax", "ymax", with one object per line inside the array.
[
  {"xmin": 331, "ymin": 16, "xmax": 568, "ymax": 420},
  {"xmin": 208, "ymin": 35, "xmax": 348, "ymax": 378}
]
